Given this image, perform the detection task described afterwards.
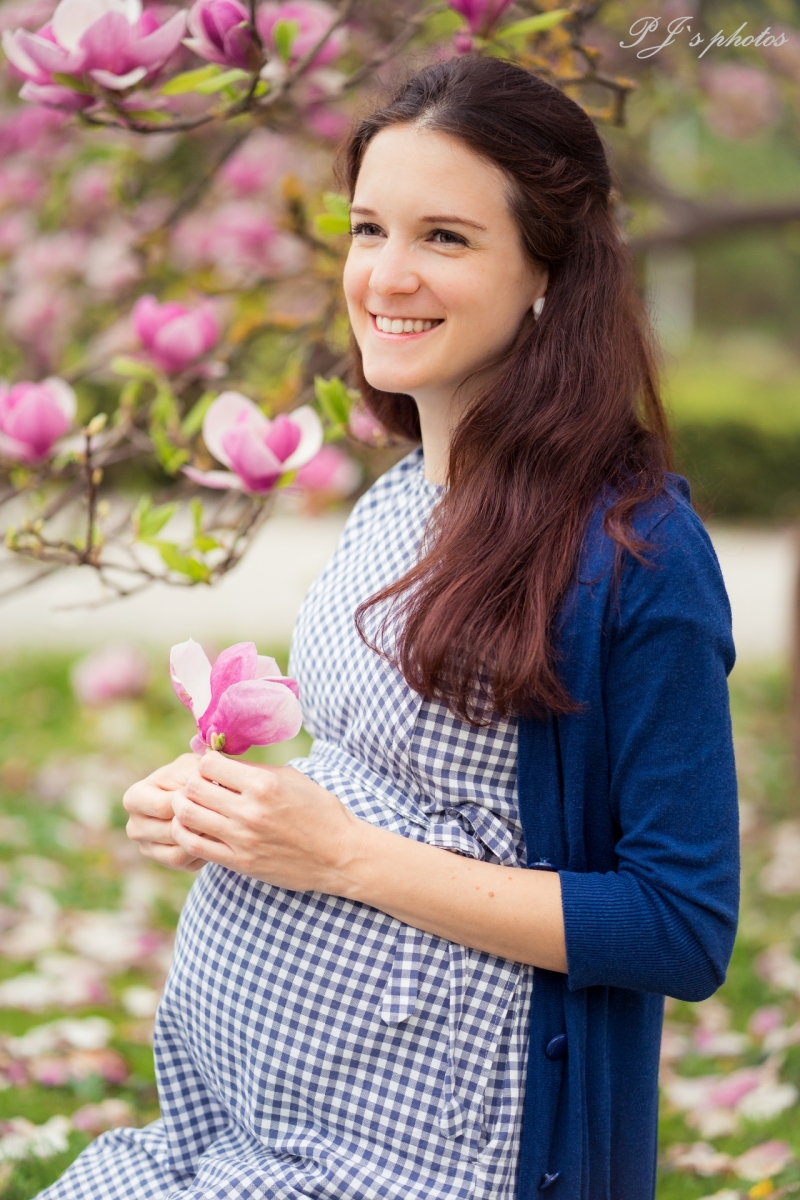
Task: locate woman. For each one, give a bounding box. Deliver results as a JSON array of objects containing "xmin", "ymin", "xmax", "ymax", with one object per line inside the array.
[{"xmin": 41, "ymin": 55, "xmax": 739, "ymax": 1200}]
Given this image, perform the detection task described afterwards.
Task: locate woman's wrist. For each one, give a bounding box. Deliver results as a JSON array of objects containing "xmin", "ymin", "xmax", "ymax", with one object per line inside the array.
[{"xmin": 331, "ymin": 814, "xmax": 388, "ymax": 904}]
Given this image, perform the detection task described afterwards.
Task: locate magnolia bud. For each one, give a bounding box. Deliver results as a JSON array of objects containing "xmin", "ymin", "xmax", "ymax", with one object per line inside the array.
[{"xmin": 86, "ymin": 413, "xmax": 108, "ymax": 437}]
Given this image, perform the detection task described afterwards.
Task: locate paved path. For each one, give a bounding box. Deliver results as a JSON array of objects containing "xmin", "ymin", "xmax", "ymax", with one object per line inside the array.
[{"xmin": 0, "ymin": 517, "xmax": 795, "ymax": 665}]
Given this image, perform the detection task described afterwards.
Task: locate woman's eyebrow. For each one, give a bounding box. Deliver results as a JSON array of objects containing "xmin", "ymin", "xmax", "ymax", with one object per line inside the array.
[
  {"xmin": 350, "ymin": 205, "xmax": 487, "ymax": 231},
  {"xmin": 420, "ymin": 214, "xmax": 487, "ymax": 230}
]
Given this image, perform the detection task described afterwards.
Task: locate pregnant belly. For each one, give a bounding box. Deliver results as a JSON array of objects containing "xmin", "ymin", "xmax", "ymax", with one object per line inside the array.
[
  {"xmin": 162, "ymin": 861, "xmax": 458, "ymax": 1151},
  {"xmin": 157, "ymin": 744, "xmax": 525, "ymax": 1160}
]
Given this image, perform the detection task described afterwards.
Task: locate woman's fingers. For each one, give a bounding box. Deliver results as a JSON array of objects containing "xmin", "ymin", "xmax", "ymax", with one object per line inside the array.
[
  {"xmin": 198, "ymin": 750, "xmax": 263, "ymax": 794},
  {"xmin": 138, "ymin": 838, "xmax": 205, "ymax": 871},
  {"xmin": 172, "ymin": 789, "xmax": 231, "ymax": 842},
  {"xmin": 172, "ymin": 816, "xmax": 234, "ymax": 868},
  {"xmin": 123, "ymin": 781, "xmax": 177, "ymax": 821},
  {"xmin": 126, "ymin": 814, "xmax": 179, "ymax": 846}
]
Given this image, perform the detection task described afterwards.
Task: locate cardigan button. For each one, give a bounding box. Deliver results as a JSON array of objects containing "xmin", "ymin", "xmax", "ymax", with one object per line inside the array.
[
  {"xmin": 544, "ymin": 1034, "xmax": 567, "ymax": 1061},
  {"xmin": 539, "ymin": 1171, "xmax": 561, "ymax": 1190}
]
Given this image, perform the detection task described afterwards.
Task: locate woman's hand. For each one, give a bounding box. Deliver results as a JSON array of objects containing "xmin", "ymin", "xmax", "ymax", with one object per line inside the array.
[
  {"xmin": 123, "ymin": 753, "xmax": 207, "ymax": 872},
  {"xmin": 170, "ymin": 751, "xmax": 566, "ymax": 971},
  {"xmin": 170, "ymin": 752, "xmax": 365, "ymax": 892}
]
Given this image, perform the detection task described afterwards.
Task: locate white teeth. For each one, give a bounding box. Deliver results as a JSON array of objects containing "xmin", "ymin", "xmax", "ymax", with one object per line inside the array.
[{"xmin": 374, "ymin": 315, "xmax": 440, "ymax": 333}]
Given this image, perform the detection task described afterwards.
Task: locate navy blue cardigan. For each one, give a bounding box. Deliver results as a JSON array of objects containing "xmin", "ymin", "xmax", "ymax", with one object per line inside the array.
[{"xmin": 515, "ymin": 476, "xmax": 739, "ymax": 1200}]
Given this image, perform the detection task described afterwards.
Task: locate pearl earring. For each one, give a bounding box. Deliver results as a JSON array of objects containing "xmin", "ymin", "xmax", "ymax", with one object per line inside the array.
[{"xmin": 533, "ymin": 297, "xmax": 545, "ymax": 320}]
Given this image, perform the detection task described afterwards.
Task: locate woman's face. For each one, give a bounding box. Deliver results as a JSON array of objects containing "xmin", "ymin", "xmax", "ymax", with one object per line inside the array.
[{"xmin": 343, "ymin": 125, "xmax": 546, "ymax": 407}]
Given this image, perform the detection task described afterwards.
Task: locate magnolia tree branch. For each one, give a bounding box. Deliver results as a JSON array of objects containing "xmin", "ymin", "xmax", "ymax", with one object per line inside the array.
[{"xmin": 629, "ymin": 201, "xmax": 800, "ymax": 251}]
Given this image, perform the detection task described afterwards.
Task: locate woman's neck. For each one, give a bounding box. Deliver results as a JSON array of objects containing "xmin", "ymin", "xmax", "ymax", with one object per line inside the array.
[{"xmin": 414, "ymin": 389, "xmax": 468, "ymax": 486}]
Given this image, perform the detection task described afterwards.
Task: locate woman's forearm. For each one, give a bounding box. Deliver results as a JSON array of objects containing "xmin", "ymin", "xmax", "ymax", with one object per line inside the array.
[{"xmin": 337, "ymin": 819, "xmax": 568, "ymax": 972}]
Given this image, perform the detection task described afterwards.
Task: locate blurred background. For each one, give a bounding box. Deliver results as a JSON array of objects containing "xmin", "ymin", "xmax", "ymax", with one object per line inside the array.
[{"xmin": 1, "ymin": 0, "xmax": 800, "ymax": 1194}]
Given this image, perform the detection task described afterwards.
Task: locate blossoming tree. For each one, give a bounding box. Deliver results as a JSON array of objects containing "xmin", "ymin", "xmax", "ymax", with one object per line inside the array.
[{"xmin": 0, "ymin": 0, "xmax": 798, "ymax": 600}]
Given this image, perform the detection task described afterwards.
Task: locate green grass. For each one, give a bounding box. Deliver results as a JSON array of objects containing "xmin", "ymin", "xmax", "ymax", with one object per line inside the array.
[{"xmin": 0, "ymin": 653, "xmax": 797, "ymax": 1197}]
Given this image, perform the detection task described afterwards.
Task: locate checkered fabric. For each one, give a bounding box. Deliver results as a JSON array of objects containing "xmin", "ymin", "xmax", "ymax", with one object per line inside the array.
[{"xmin": 40, "ymin": 449, "xmax": 534, "ymax": 1200}]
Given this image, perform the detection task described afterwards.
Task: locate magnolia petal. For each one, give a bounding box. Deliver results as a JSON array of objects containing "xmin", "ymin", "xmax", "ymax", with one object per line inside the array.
[
  {"xmin": 205, "ymin": 678, "xmax": 302, "ymax": 755},
  {"xmin": 79, "ymin": 11, "xmax": 133, "ymax": 72},
  {"xmin": 183, "ymin": 466, "xmax": 243, "ymax": 490},
  {"xmin": 19, "ymin": 81, "xmax": 94, "ymax": 109},
  {"xmin": 201, "ymin": 390, "xmax": 268, "ymax": 468},
  {"xmin": 132, "ymin": 9, "xmax": 188, "ymax": 68},
  {"xmin": 1, "ymin": 29, "xmax": 46, "ymax": 79},
  {"xmin": 169, "ymin": 638, "xmax": 212, "ymax": 720},
  {"xmin": 221, "ymin": 423, "xmax": 282, "ymax": 493},
  {"xmin": 189, "ymin": 732, "xmax": 207, "ymax": 754},
  {"xmin": 133, "ymin": 295, "xmax": 183, "ymax": 344},
  {"xmin": 254, "ymin": 655, "xmax": 300, "ymax": 698},
  {"xmin": 43, "ymin": 377, "xmax": 78, "ymax": 423},
  {"xmin": 0, "ymin": 431, "xmax": 35, "ymax": 463},
  {"xmin": 255, "ymin": 655, "xmax": 281, "ymax": 679},
  {"xmin": 281, "ymin": 404, "xmax": 324, "ymax": 471},
  {"xmin": 52, "ymin": 0, "xmax": 141, "ymax": 53},
  {"xmin": 9, "ymin": 28, "xmax": 75, "ymax": 76},
  {"xmin": 199, "ymin": 641, "xmax": 258, "ymax": 739},
  {"xmin": 182, "ymin": 36, "xmax": 227, "ymax": 63},
  {"xmin": 90, "ymin": 64, "xmax": 147, "ymax": 87}
]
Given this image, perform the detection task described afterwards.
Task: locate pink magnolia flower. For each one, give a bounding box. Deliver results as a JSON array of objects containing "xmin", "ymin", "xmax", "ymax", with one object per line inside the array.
[
  {"xmin": 174, "ymin": 201, "xmax": 306, "ymax": 284},
  {"xmin": 84, "ymin": 225, "xmax": 141, "ymax": 295},
  {"xmin": 5, "ymin": 284, "xmax": 72, "ymax": 365},
  {"xmin": 702, "ymin": 64, "xmax": 781, "ymax": 140},
  {"xmin": 734, "ymin": 1140, "xmax": 793, "ymax": 1181},
  {"xmin": 132, "ymin": 294, "xmax": 219, "ymax": 375},
  {"xmin": 0, "ymin": 105, "xmax": 66, "ymax": 159},
  {"xmin": 0, "ymin": 377, "xmax": 76, "ymax": 463},
  {"xmin": 71, "ymin": 644, "xmax": 150, "ymax": 706},
  {"xmin": 219, "ymin": 129, "xmax": 293, "ymax": 196},
  {"xmin": 2, "ymin": 0, "xmax": 187, "ymax": 106},
  {"xmin": 170, "ymin": 638, "xmax": 302, "ymax": 754},
  {"xmin": 348, "ymin": 402, "xmax": 387, "ymax": 447},
  {"xmin": 71, "ymin": 1098, "xmax": 133, "ymax": 1135},
  {"xmin": 185, "ymin": 391, "xmax": 323, "ymax": 493},
  {"xmin": 447, "ymin": 0, "xmax": 514, "ymax": 35},
  {"xmin": 184, "ymin": 0, "xmax": 255, "ymax": 68},
  {"xmin": 294, "ymin": 445, "xmax": 360, "ymax": 496},
  {"xmin": 256, "ymin": 0, "xmax": 346, "ymax": 67},
  {"xmin": 304, "ymin": 102, "xmax": 349, "ymax": 141}
]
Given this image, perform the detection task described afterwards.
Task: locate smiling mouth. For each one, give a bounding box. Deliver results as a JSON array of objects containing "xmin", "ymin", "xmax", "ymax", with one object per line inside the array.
[{"xmin": 370, "ymin": 314, "xmax": 444, "ymax": 336}]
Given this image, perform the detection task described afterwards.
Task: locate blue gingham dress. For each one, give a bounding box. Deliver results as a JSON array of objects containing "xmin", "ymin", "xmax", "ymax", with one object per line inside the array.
[{"xmin": 40, "ymin": 448, "xmax": 534, "ymax": 1200}]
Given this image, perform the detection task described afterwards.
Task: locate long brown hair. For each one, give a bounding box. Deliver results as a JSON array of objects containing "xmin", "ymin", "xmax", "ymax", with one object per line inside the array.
[{"xmin": 339, "ymin": 55, "xmax": 671, "ymax": 723}]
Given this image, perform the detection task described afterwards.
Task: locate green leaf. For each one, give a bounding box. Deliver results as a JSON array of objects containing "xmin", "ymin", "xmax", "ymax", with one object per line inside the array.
[
  {"xmin": 195, "ymin": 68, "xmax": 249, "ymax": 94},
  {"xmin": 133, "ymin": 496, "xmax": 177, "ymax": 541},
  {"xmin": 111, "ymin": 356, "xmax": 157, "ymax": 381},
  {"xmin": 152, "ymin": 384, "xmax": 180, "ymax": 428},
  {"xmin": 181, "ymin": 391, "xmax": 216, "ymax": 439},
  {"xmin": 150, "ymin": 541, "xmax": 211, "ymax": 583},
  {"xmin": 150, "ymin": 424, "xmax": 189, "ymax": 475},
  {"xmin": 160, "ymin": 64, "xmax": 223, "ymax": 95},
  {"xmin": 314, "ymin": 193, "xmax": 351, "ymax": 237},
  {"xmin": 314, "ymin": 375, "xmax": 352, "ymax": 426},
  {"xmin": 323, "ymin": 192, "xmax": 351, "ymax": 220},
  {"xmin": 273, "ymin": 17, "xmax": 300, "ymax": 60},
  {"xmin": 498, "ymin": 9, "xmax": 569, "ymax": 39},
  {"xmin": 190, "ymin": 498, "xmax": 219, "ymax": 552},
  {"xmin": 314, "ymin": 213, "xmax": 351, "ymax": 237},
  {"xmin": 52, "ymin": 72, "xmax": 93, "ymax": 94}
]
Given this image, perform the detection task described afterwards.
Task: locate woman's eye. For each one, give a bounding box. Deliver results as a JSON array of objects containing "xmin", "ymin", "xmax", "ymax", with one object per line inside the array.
[
  {"xmin": 430, "ymin": 229, "xmax": 467, "ymax": 246},
  {"xmin": 349, "ymin": 222, "xmax": 383, "ymax": 238}
]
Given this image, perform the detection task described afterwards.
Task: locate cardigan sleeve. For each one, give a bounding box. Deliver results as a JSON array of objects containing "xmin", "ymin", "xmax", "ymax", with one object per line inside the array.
[{"xmin": 559, "ymin": 505, "xmax": 740, "ymax": 1001}]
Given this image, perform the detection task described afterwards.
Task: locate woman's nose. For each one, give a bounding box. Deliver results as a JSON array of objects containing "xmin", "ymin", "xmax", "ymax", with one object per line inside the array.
[{"xmin": 368, "ymin": 238, "xmax": 420, "ymax": 297}]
